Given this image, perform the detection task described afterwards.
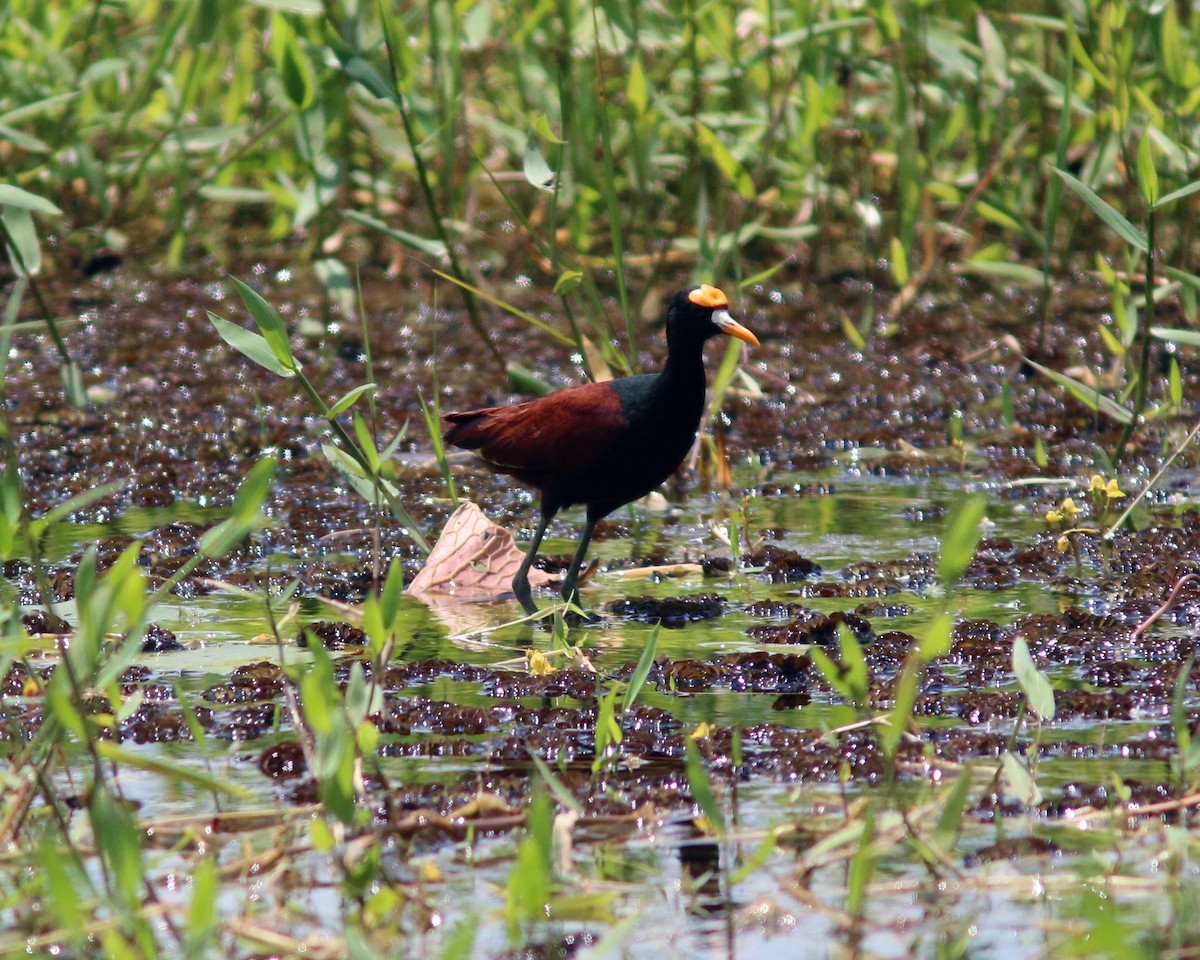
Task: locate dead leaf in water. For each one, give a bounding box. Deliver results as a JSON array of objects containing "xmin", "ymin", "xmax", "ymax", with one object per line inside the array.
[{"xmin": 407, "ymin": 501, "xmax": 557, "ymax": 601}]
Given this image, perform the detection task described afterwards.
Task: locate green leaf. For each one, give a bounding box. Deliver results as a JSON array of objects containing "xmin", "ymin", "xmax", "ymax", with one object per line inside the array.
[
  {"xmin": 1137, "ymin": 130, "xmax": 1159, "ymax": 208},
  {"xmin": 328, "ymin": 383, "xmax": 377, "ymax": 418},
  {"xmin": 530, "ymin": 113, "xmax": 564, "ymax": 145},
  {"xmin": 1023, "ymin": 357, "xmax": 1134, "ymax": 424},
  {"xmin": 889, "ymin": 235, "xmax": 908, "ymax": 287},
  {"xmin": 528, "ymin": 752, "xmax": 584, "ymax": 815},
  {"xmin": 938, "ymin": 494, "xmax": 987, "ymax": 586},
  {"xmin": 337, "ymin": 54, "xmax": 394, "ymax": 102},
  {"xmin": 553, "ymin": 270, "xmax": 583, "ymax": 295},
  {"xmin": 95, "ymin": 742, "xmax": 253, "ymax": 798},
  {"xmin": 314, "ymin": 256, "xmax": 356, "ymax": 317},
  {"xmin": 198, "ymin": 186, "xmax": 275, "ymax": 204},
  {"xmin": 1152, "ymin": 326, "xmax": 1200, "ymax": 348},
  {"xmin": 919, "ymin": 612, "xmax": 954, "ymax": 660},
  {"xmin": 1000, "ymin": 751, "xmax": 1042, "ymax": 806},
  {"xmin": 522, "ymin": 137, "xmax": 556, "ymax": 191},
  {"xmin": 1053, "ymin": 167, "xmax": 1148, "ymax": 253},
  {"xmin": 694, "ymin": 121, "xmax": 754, "ymax": 199},
  {"xmin": 846, "ymin": 808, "xmax": 874, "ymax": 917},
  {"xmin": 810, "ymin": 624, "xmax": 871, "ymax": 706},
  {"xmin": 345, "ymin": 211, "xmax": 448, "ymax": 259},
  {"xmin": 684, "ymin": 736, "xmax": 726, "ymax": 835},
  {"xmin": 321, "ymin": 443, "xmax": 431, "ymax": 552},
  {"xmin": 1172, "ymin": 652, "xmax": 1195, "ymax": 759},
  {"xmin": 278, "ymin": 28, "xmax": 315, "ymax": 110},
  {"xmin": 207, "ymin": 312, "xmax": 292, "ymax": 376},
  {"xmin": 1155, "ymin": 178, "xmax": 1200, "ymax": 209},
  {"xmin": 882, "ymin": 659, "xmax": 919, "ymax": 761},
  {"xmin": 627, "ymin": 55, "xmax": 648, "ymax": 115},
  {"xmin": 1, "ymin": 206, "xmax": 40, "ymax": 276},
  {"xmin": 1012, "ymin": 636, "xmax": 1055, "ymax": 720},
  {"xmin": 227, "ymin": 277, "xmax": 298, "ymax": 371},
  {"xmin": 193, "ymin": 0, "xmax": 221, "ymax": 43},
  {"xmin": 956, "ymin": 259, "xmax": 1048, "ymax": 288},
  {"xmin": 930, "ymin": 765, "xmax": 973, "ymax": 856},
  {"xmin": 377, "ymin": 0, "xmax": 411, "ymax": 92},
  {"xmin": 0, "ymin": 185, "xmax": 61, "ymax": 215},
  {"xmin": 1161, "ymin": 2, "xmax": 1186, "ymax": 85},
  {"xmin": 976, "ymin": 12, "xmax": 1008, "ymax": 87},
  {"xmin": 729, "ymin": 827, "xmax": 781, "ymax": 886},
  {"xmin": 434, "ymin": 918, "xmax": 479, "ymax": 960},
  {"xmin": 37, "ymin": 480, "xmax": 129, "ymax": 531},
  {"xmin": 621, "ymin": 623, "xmax": 659, "ymax": 715}
]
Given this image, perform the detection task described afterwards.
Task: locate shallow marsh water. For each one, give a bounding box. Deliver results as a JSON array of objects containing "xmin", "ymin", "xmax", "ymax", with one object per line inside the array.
[{"xmin": 6, "ymin": 272, "xmax": 1200, "ymax": 957}]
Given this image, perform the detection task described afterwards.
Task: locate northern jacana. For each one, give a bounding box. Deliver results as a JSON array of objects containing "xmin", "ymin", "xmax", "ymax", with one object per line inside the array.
[{"xmin": 443, "ymin": 284, "xmax": 759, "ymax": 614}]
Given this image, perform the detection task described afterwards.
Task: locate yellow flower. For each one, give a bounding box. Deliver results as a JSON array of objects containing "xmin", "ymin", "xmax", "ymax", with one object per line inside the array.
[
  {"xmin": 1060, "ymin": 497, "xmax": 1080, "ymax": 518},
  {"xmin": 1089, "ymin": 474, "xmax": 1105, "ymax": 494},
  {"xmin": 1056, "ymin": 535, "xmax": 1070, "ymax": 552},
  {"xmin": 1105, "ymin": 479, "xmax": 1125, "ymax": 499},
  {"xmin": 527, "ymin": 650, "xmax": 554, "ymax": 676},
  {"xmin": 1045, "ymin": 509, "xmax": 1061, "ymax": 524},
  {"xmin": 690, "ymin": 721, "xmax": 714, "ymax": 740}
]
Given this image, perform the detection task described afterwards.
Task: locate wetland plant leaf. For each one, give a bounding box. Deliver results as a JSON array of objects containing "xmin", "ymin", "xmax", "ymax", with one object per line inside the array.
[
  {"xmin": 0, "ymin": 184, "xmax": 61, "ymax": 215},
  {"xmin": 1012, "ymin": 636, "xmax": 1055, "ymax": 720},
  {"xmin": 95, "ymin": 742, "xmax": 253, "ymax": 799},
  {"xmin": 1022, "ymin": 357, "xmax": 1134, "ymax": 425},
  {"xmin": 937, "ymin": 494, "xmax": 987, "ymax": 586},
  {"xmin": 207, "ymin": 312, "xmax": 291, "ymax": 377},
  {"xmin": 956, "ymin": 259, "xmax": 1047, "ymax": 288},
  {"xmin": 430, "ymin": 267, "xmax": 573, "ymax": 345},
  {"xmin": 882, "ymin": 659, "xmax": 919, "ymax": 762},
  {"xmin": 328, "ymin": 382, "xmax": 377, "ymax": 418},
  {"xmin": 930, "ymin": 765, "xmax": 974, "ymax": 857},
  {"xmin": 1137, "ymin": 130, "xmax": 1159, "ymax": 208},
  {"xmin": 314, "ymin": 256, "xmax": 356, "ymax": 317},
  {"xmin": 684, "ymin": 736, "xmax": 726, "ymax": 836},
  {"xmin": 505, "ymin": 361, "xmax": 553, "ymax": 396},
  {"xmin": 1152, "ymin": 325, "xmax": 1200, "ymax": 348},
  {"xmin": 200, "ymin": 458, "xmax": 276, "ymax": 557},
  {"xmin": 228, "ymin": 277, "xmax": 298, "ymax": 372},
  {"xmin": 553, "ymin": 270, "xmax": 583, "ymax": 295},
  {"xmin": 1, "ymin": 206, "xmax": 41, "ymax": 276},
  {"xmin": 621, "ymin": 623, "xmax": 659, "ymax": 715},
  {"xmin": 434, "ymin": 917, "xmax": 479, "ymax": 960},
  {"xmin": 321, "ymin": 443, "xmax": 431, "ymax": 553},
  {"xmin": 345, "ymin": 211, "xmax": 447, "ymax": 259},
  {"xmin": 919, "ymin": 612, "xmax": 954, "ymax": 660},
  {"xmin": 1155, "ymin": 178, "xmax": 1200, "ymax": 209},
  {"xmin": 529, "ymin": 752, "xmax": 584, "ymax": 816},
  {"xmin": 1052, "ymin": 167, "xmax": 1148, "ymax": 253},
  {"xmin": 1170, "ymin": 652, "xmax": 1200, "ymax": 777},
  {"xmin": 522, "ymin": 137, "xmax": 556, "ymax": 191},
  {"xmin": 1000, "ymin": 751, "xmax": 1042, "ymax": 806},
  {"xmin": 810, "ymin": 623, "xmax": 871, "ymax": 707},
  {"xmin": 694, "ymin": 121, "xmax": 754, "ymax": 199},
  {"xmin": 846, "ymin": 808, "xmax": 875, "ymax": 918},
  {"xmin": 730, "ymin": 827, "xmax": 781, "ymax": 886},
  {"xmin": 278, "ymin": 29, "xmax": 316, "ymax": 110}
]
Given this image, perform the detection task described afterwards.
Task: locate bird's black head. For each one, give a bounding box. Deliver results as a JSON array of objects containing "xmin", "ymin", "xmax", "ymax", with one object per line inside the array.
[{"xmin": 667, "ymin": 284, "xmax": 759, "ymax": 348}]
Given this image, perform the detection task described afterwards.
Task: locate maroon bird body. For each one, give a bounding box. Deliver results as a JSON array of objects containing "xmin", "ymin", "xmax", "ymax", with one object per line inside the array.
[{"xmin": 443, "ymin": 284, "xmax": 758, "ymax": 614}]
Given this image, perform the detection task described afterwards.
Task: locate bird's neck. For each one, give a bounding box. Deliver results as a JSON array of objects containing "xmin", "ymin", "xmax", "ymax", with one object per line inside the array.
[{"xmin": 659, "ymin": 337, "xmax": 707, "ymax": 390}]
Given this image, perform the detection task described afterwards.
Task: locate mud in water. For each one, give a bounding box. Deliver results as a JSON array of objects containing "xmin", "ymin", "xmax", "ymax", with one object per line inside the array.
[{"xmin": 5, "ymin": 269, "xmax": 1200, "ymax": 955}]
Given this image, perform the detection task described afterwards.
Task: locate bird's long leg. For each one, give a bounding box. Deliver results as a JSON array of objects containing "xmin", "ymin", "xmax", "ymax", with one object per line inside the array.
[
  {"xmin": 513, "ymin": 509, "xmax": 553, "ymax": 615},
  {"xmin": 560, "ymin": 515, "xmax": 597, "ymax": 609}
]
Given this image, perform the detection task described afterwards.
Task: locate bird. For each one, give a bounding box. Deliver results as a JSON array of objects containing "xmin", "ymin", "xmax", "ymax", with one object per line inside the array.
[{"xmin": 442, "ymin": 284, "xmax": 759, "ymax": 615}]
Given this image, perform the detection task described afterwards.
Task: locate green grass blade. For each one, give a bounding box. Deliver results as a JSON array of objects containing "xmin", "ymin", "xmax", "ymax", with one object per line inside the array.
[{"xmin": 1052, "ymin": 167, "xmax": 1148, "ymax": 253}]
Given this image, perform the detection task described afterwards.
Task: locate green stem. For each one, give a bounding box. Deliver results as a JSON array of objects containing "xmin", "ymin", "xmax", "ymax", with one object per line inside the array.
[{"xmin": 1114, "ymin": 210, "xmax": 1156, "ymax": 463}]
